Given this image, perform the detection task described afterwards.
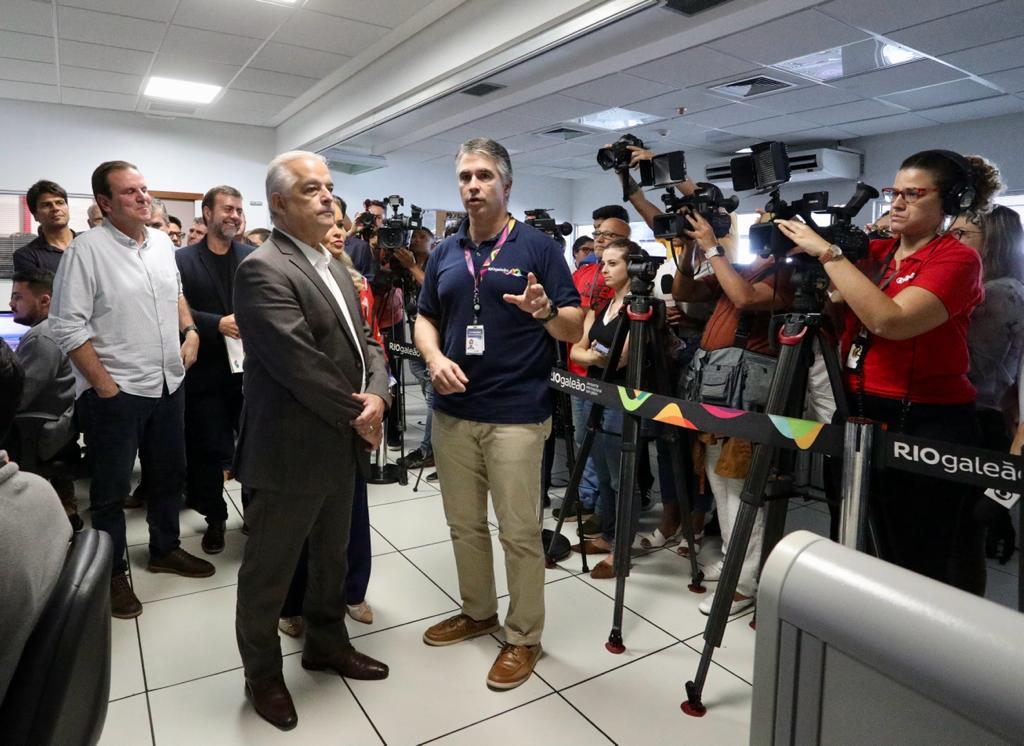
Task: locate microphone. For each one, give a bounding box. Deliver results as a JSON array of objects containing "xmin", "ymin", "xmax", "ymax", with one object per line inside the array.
[{"xmin": 660, "ymin": 274, "xmax": 674, "ymax": 294}]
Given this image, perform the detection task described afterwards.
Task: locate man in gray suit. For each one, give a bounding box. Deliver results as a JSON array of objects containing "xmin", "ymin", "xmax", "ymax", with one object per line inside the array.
[{"xmin": 234, "ymin": 151, "xmax": 391, "ymax": 731}]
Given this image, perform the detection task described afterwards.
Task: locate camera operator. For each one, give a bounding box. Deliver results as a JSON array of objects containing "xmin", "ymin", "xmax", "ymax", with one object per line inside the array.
[
  {"xmin": 673, "ymin": 211, "xmax": 792, "ymax": 616},
  {"xmin": 345, "ymin": 199, "xmax": 385, "ymax": 278},
  {"xmin": 776, "ymin": 149, "xmax": 1001, "ymax": 593}
]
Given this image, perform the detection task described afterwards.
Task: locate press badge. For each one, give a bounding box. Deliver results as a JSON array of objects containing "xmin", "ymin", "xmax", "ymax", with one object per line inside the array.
[
  {"xmin": 846, "ymin": 330, "xmax": 868, "ymax": 371},
  {"xmin": 466, "ymin": 324, "xmax": 485, "ymax": 355}
]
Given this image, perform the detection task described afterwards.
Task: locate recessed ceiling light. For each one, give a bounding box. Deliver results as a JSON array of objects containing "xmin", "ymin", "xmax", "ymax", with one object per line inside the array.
[
  {"xmin": 774, "ymin": 39, "xmax": 927, "ymax": 82},
  {"xmin": 734, "ymin": 147, "xmax": 752, "ymax": 154},
  {"xmin": 144, "ymin": 76, "xmax": 221, "ymax": 104},
  {"xmin": 571, "ymin": 107, "xmax": 664, "ymax": 131}
]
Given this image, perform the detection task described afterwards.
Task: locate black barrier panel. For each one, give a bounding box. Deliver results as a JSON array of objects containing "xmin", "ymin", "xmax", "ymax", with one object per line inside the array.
[
  {"xmin": 885, "ymin": 433, "xmax": 1024, "ymax": 495},
  {"xmin": 388, "ymin": 340, "xmax": 422, "ymax": 359},
  {"xmin": 548, "ymin": 370, "xmax": 844, "ymax": 458}
]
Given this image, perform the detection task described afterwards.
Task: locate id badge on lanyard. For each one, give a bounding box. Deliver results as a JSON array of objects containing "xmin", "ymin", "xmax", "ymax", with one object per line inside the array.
[
  {"xmin": 462, "ymin": 217, "xmax": 515, "ymax": 357},
  {"xmin": 848, "ymin": 246, "xmax": 898, "ymax": 372}
]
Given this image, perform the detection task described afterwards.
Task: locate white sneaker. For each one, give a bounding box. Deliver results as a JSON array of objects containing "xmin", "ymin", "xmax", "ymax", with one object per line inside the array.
[
  {"xmin": 278, "ymin": 616, "xmax": 304, "ymax": 637},
  {"xmin": 698, "ymin": 592, "xmax": 754, "ymax": 616},
  {"xmin": 347, "ymin": 601, "xmax": 374, "ymax": 625},
  {"xmin": 700, "ymin": 560, "xmax": 723, "ymax": 582}
]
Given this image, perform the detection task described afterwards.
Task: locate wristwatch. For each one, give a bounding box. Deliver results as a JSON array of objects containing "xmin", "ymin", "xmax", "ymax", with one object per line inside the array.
[
  {"xmin": 820, "ymin": 243, "xmax": 844, "ymax": 264},
  {"xmin": 181, "ymin": 324, "xmax": 198, "ymax": 338},
  {"xmin": 704, "ymin": 244, "xmax": 726, "ymax": 260},
  {"xmin": 540, "ymin": 302, "xmax": 559, "ymax": 323}
]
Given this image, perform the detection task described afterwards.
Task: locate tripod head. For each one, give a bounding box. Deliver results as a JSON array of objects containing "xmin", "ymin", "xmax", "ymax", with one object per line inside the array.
[{"xmin": 789, "ymin": 259, "xmax": 831, "ymax": 315}]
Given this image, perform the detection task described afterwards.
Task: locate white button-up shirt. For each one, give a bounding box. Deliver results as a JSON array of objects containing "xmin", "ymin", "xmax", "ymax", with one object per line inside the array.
[
  {"xmin": 50, "ymin": 222, "xmax": 185, "ymax": 398},
  {"xmin": 282, "ymin": 230, "xmax": 367, "ymax": 393}
]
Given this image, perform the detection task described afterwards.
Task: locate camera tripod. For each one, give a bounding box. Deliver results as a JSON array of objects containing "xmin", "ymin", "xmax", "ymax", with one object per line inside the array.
[
  {"xmin": 546, "ymin": 265, "xmax": 705, "ymax": 653},
  {"xmin": 369, "ymin": 297, "xmax": 409, "ymax": 487},
  {"xmin": 682, "ymin": 258, "xmax": 852, "ymax": 715}
]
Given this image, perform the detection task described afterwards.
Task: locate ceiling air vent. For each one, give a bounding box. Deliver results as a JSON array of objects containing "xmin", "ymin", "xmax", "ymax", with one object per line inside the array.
[
  {"xmin": 146, "ymin": 100, "xmax": 198, "ymax": 116},
  {"xmin": 709, "ymin": 75, "xmax": 795, "ymax": 99},
  {"xmin": 663, "ymin": 0, "xmax": 737, "ymax": 15},
  {"xmin": 535, "ymin": 126, "xmax": 592, "ymax": 141},
  {"xmin": 461, "ymin": 82, "xmax": 506, "ymax": 97}
]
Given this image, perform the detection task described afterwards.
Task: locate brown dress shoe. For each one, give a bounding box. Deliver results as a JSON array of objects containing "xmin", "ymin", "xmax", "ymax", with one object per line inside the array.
[
  {"xmin": 245, "ymin": 675, "xmax": 297, "ymax": 731},
  {"xmin": 148, "ymin": 547, "xmax": 216, "ymax": 578},
  {"xmin": 201, "ymin": 520, "xmax": 226, "ymax": 555},
  {"xmin": 589, "ymin": 559, "xmax": 616, "ymax": 579},
  {"xmin": 486, "ymin": 643, "xmax": 542, "ymax": 690},
  {"xmin": 570, "ymin": 539, "xmax": 611, "ymax": 555},
  {"xmin": 301, "ymin": 648, "xmax": 388, "ymax": 680},
  {"xmin": 110, "ymin": 574, "xmax": 142, "ymax": 619},
  {"xmin": 423, "ymin": 613, "xmax": 500, "ymax": 647}
]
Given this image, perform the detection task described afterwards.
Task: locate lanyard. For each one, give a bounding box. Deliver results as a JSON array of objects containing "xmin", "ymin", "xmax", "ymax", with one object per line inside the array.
[{"xmin": 463, "ymin": 217, "xmax": 515, "ymax": 323}]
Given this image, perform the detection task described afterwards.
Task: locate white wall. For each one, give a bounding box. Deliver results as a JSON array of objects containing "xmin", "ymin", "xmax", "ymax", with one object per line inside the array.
[{"xmin": 0, "ymin": 100, "xmax": 276, "ymax": 228}]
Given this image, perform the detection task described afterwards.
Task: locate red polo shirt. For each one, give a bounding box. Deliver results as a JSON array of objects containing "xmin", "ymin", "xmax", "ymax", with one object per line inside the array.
[
  {"xmin": 568, "ymin": 263, "xmax": 615, "ymax": 376},
  {"xmin": 841, "ymin": 234, "xmax": 983, "ymax": 404}
]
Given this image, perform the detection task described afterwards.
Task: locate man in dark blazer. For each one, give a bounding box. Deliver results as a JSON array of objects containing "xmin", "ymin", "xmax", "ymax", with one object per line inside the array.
[
  {"xmin": 233, "ymin": 151, "xmax": 391, "ymax": 731},
  {"xmin": 175, "ymin": 185, "xmax": 253, "ymax": 553}
]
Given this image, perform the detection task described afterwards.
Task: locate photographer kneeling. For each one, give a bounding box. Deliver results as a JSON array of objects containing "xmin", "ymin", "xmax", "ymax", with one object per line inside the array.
[
  {"xmin": 776, "ymin": 149, "xmax": 998, "ymax": 593},
  {"xmin": 674, "ymin": 213, "xmax": 791, "ymax": 616}
]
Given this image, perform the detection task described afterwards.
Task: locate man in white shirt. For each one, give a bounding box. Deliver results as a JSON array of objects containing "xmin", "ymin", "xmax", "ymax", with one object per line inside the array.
[{"xmin": 49, "ymin": 160, "xmax": 215, "ymax": 620}]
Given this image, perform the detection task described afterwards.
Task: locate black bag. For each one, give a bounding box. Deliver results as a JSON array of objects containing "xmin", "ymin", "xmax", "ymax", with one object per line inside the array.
[{"xmin": 541, "ymin": 529, "xmax": 571, "ymax": 562}]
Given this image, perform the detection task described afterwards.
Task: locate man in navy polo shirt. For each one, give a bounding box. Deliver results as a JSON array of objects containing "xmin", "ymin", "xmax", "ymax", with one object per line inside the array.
[{"xmin": 415, "ymin": 138, "xmax": 583, "ymax": 690}]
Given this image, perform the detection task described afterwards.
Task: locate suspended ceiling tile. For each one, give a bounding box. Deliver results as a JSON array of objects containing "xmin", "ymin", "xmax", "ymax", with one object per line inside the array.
[
  {"xmin": 887, "ymin": 1, "xmax": 1024, "ymax": 56},
  {"xmin": 800, "ymin": 99, "xmax": 907, "ymax": 126},
  {"xmin": 677, "ymin": 101, "xmax": 777, "ymax": 128},
  {"xmin": 840, "ymin": 113, "xmax": 936, "ymax": 136},
  {"xmin": 916, "ymin": 94, "xmax": 1024, "ymax": 123},
  {"xmin": 829, "ymin": 60, "xmax": 962, "ymax": 97},
  {"xmin": 57, "ymin": 6, "xmax": 167, "ymax": 52},
  {"xmin": 302, "ymin": 0, "xmax": 433, "ymax": 26},
  {"xmin": 785, "ymin": 126, "xmax": 859, "ymax": 143},
  {"xmin": 879, "ymin": 79, "xmax": 998, "ymax": 110},
  {"xmin": 752, "ymin": 84, "xmax": 862, "ymax": 115},
  {"xmin": 628, "ymin": 88, "xmax": 733, "ymax": 119},
  {"xmin": 248, "ymin": 42, "xmax": 351, "ymax": 79},
  {"xmin": 986, "ymin": 66, "xmax": 1024, "ymax": 93},
  {"xmin": 62, "ymin": 65, "xmax": 141, "ymax": 94},
  {"xmin": 721, "ymin": 114, "xmax": 819, "ymax": 138},
  {"xmin": 172, "ymin": 0, "xmax": 291, "ymax": 39},
  {"xmin": 58, "ymin": 0, "xmax": 177, "ymax": 23},
  {"xmin": 559, "ymin": 73, "xmax": 677, "ymax": 108},
  {"xmin": 945, "ymin": 37, "xmax": 1024, "ymax": 76},
  {"xmin": 708, "ymin": 9, "xmax": 867, "ymax": 66},
  {"xmin": 61, "ymin": 86, "xmax": 136, "ymax": 111},
  {"xmin": 0, "ymin": 58, "xmax": 57, "ymax": 86},
  {"xmin": 273, "ymin": 9, "xmax": 388, "ymax": 55},
  {"xmin": 215, "ymin": 89, "xmax": 295, "ymax": 114},
  {"xmin": 59, "ymin": 39, "xmax": 152, "ymax": 73},
  {"xmin": 817, "ymin": 0, "xmax": 981, "ymax": 34},
  {"xmin": 626, "ymin": 45, "xmax": 759, "ymax": 88},
  {"xmin": 1, "ymin": 0, "xmax": 56, "ymax": 36},
  {"xmin": 232, "ymin": 68, "xmax": 319, "ymax": 98},
  {"xmin": 0, "ymin": 79, "xmax": 58, "ymax": 103},
  {"xmin": 502, "ymin": 95, "xmax": 605, "ymax": 124},
  {"xmin": 159, "ymin": 25, "xmax": 263, "ymax": 66},
  {"xmin": 0, "ymin": 30, "xmax": 55, "ymax": 63}
]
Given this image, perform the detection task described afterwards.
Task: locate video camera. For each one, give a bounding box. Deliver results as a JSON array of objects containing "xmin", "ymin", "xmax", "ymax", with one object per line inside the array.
[
  {"xmin": 524, "ymin": 209, "xmax": 572, "ymax": 242},
  {"xmin": 733, "ymin": 141, "xmax": 877, "ymax": 261},
  {"xmin": 377, "ymin": 194, "xmax": 424, "ymax": 252}
]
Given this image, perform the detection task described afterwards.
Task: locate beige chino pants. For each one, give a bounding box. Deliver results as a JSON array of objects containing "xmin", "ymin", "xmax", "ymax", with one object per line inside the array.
[{"xmin": 432, "ymin": 410, "xmax": 552, "ymax": 646}]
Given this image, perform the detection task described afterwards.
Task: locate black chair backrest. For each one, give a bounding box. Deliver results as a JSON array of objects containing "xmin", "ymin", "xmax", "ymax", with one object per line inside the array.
[{"xmin": 0, "ymin": 529, "xmax": 112, "ymax": 746}]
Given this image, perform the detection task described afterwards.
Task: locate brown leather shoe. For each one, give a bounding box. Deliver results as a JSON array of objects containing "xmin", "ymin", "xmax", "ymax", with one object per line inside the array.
[
  {"xmin": 245, "ymin": 675, "xmax": 297, "ymax": 731},
  {"xmin": 571, "ymin": 539, "xmax": 611, "ymax": 555},
  {"xmin": 148, "ymin": 547, "xmax": 216, "ymax": 578},
  {"xmin": 110, "ymin": 573, "xmax": 142, "ymax": 619},
  {"xmin": 486, "ymin": 643, "xmax": 542, "ymax": 690},
  {"xmin": 423, "ymin": 613, "xmax": 500, "ymax": 647},
  {"xmin": 589, "ymin": 559, "xmax": 616, "ymax": 579},
  {"xmin": 301, "ymin": 648, "xmax": 388, "ymax": 680},
  {"xmin": 201, "ymin": 520, "xmax": 226, "ymax": 555}
]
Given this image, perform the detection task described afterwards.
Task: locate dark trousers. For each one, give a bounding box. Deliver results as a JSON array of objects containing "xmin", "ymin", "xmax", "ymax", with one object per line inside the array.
[
  {"xmin": 236, "ymin": 475, "xmax": 355, "ymax": 682},
  {"xmin": 281, "ymin": 478, "xmax": 371, "ymax": 617},
  {"xmin": 859, "ymin": 394, "xmax": 985, "ymax": 593},
  {"xmin": 184, "ymin": 384, "xmax": 243, "ymax": 523},
  {"xmin": 78, "ymin": 386, "xmax": 185, "ymax": 576}
]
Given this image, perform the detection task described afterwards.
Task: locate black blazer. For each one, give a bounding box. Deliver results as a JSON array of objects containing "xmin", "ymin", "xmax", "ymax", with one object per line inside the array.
[
  {"xmin": 176, "ymin": 238, "xmax": 254, "ymax": 395},
  {"xmin": 232, "ymin": 230, "xmax": 390, "ymax": 492}
]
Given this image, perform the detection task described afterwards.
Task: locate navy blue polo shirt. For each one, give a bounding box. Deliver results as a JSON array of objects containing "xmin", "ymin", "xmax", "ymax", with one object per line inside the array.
[{"xmin": 418, "ymin": 218, "xmax": 579, "ymax": 424}]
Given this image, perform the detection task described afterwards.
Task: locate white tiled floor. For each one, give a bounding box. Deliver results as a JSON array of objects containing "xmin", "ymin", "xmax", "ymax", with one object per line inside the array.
[{"xmin": 86, "ymin": 387, "xmax": 1020, "ymax": 745}]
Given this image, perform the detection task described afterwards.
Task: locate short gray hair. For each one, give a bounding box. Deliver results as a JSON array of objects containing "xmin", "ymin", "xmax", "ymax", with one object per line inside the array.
[
  {"xmin": 455, "ymin": 138, "xmax": 513, "ymax": 187},
  {"xmin": 266, "ymin": 150, "xmax": 326, "ymax": 220},
  {"xmin": 150, "ymin": 197, "xmax": 167, "ymax": 222}
]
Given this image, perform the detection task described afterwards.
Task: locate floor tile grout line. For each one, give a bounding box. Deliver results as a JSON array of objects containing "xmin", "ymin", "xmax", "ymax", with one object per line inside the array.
[
  {"xmin": 554, "ymin": 640, "xmax": 684, "ymax": 696},
  {"xmin": 416, "ymin": 691, "xmax": 563, "ymax": 745},
  {"xmin": 681, "ymin": 639, "xmax": 756, "ymax": 687},
  {"xmin": 340, "ymin": 677, "xmax": 388, "ymax": 746},
  {"xmin": 549, "ymin": 691, "xmax": 618, "ymax": 745}
]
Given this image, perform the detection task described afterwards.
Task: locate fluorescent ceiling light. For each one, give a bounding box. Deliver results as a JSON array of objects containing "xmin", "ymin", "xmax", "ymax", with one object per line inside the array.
[
  {"xmin": 734, "ymin": 147, "xmax": 752, "ymax": 154},
  {"xmin": 144, "ymin": 76, "xmax": 221, "ymax": 104},
  {"xmin": 571, "ymin": 107, "xmax": 663, "ymax": 131},
  {"xmin": 774, "ymin": 39, "xmax": 926, "ymax": 82}
]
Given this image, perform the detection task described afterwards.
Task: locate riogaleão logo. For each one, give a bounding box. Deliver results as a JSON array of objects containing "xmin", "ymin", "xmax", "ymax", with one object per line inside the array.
[{"xmin": 551, "ymin": 370, "xmax": 587, "ymax": 392}]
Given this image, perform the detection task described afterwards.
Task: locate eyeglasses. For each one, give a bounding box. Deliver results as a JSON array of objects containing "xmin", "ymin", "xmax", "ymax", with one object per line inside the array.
[
  {"xmin": 592, "ymin": 230, "xmax": 627, "ymax": 240},
  {"xmin": 168, "ymin": 231, "xmax": 183, "ymax": 239},
  {"xmin": 949, "ymin": 228, "xmax": 982, "ymax": 242},
  {"xmin": 881, "ymin": 187, "xmax": 938, "ymax": 204}
]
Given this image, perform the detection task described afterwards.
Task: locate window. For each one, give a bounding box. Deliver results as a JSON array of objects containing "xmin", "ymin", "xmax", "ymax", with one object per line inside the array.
[{"xmin": 995, "ymin": 193, "xmax": 1024, "ymax": 221}]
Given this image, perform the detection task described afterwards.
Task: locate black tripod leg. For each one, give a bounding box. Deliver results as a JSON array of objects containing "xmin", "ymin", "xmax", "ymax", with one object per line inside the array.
[{"xmin": 683, "ymin": 326, "xmax": 808, "ymax": 716}]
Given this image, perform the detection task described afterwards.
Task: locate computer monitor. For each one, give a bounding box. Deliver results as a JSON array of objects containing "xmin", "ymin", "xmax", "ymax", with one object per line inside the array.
[{"xmin": 0, "ymin": 311, "xmax": 30, "ymax": 351}]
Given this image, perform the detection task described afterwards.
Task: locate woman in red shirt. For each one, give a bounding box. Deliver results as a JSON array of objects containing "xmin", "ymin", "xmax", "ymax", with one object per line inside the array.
[{"xmin": 777, "ymin": 150, "xmax": 1000, "ymax": 592}]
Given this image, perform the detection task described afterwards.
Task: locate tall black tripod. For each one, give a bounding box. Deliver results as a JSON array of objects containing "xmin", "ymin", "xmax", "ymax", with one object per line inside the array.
[
  {"xmin": 546, "ymin": 262, "xmax": 705, "ymax": 651},
  {"xmin": 682, "ymin": 259, "xmax": 849, "ymax": 715}
]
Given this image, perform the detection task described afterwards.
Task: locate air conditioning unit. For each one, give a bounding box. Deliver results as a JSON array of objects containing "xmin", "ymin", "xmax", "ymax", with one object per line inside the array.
[{"xmin": 704, "ymin": 147, "xmax": 861, "ymax": 186}]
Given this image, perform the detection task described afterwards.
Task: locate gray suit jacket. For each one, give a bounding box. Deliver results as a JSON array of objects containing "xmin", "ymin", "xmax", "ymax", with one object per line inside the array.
[{"xmin": 233, "ymin": 229, "xmax": 390, "ymax": 493}]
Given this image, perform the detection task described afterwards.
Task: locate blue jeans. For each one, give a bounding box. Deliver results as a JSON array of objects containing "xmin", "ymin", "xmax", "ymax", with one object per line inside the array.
[
  {"xmin": 582, "ymin": 400, "xmax": 639, "ymax": 543},
  {"xmin": 78, "ymin": 386, "xmax": 186, "ymax": 576},
  {"xmin": 570, "ymin": 395, "xmax": 600, "ymax": 510}
]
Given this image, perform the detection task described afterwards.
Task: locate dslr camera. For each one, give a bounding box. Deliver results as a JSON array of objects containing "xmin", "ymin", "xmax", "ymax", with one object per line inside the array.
[
  {"xmin": 732, "ymin": 141, "xmax": 877, "ymax": 262},
  {"xmin": 376, "ymin": 194, "xmax": 424, "ymax": 251},
  {"xmin": 524, "ymin": 209, "xmax": 572, "ymax": 241},
  {"xmin": 597, "ymin": 133, "xmax": 646, "ymax": 173}
]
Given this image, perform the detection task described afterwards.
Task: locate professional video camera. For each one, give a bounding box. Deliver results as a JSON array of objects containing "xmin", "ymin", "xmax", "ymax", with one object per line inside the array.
[
  {"xmin": 377, "ymin": 194, "xmax": 423, "ymax": 252},
  {"xmin": 524, "ymin": 209, "xmax": 572, "ymax": 241},
  {"xmin": 351, "ymin": 210, "xmax": 376, "ymax": 239},
  {"xmin": 597, "ymin": 133, "xmax": 646, "ymax": 173},
  {"xmin": 732, "ymin": 141, "xmax": 877, "ymax": 261}
]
